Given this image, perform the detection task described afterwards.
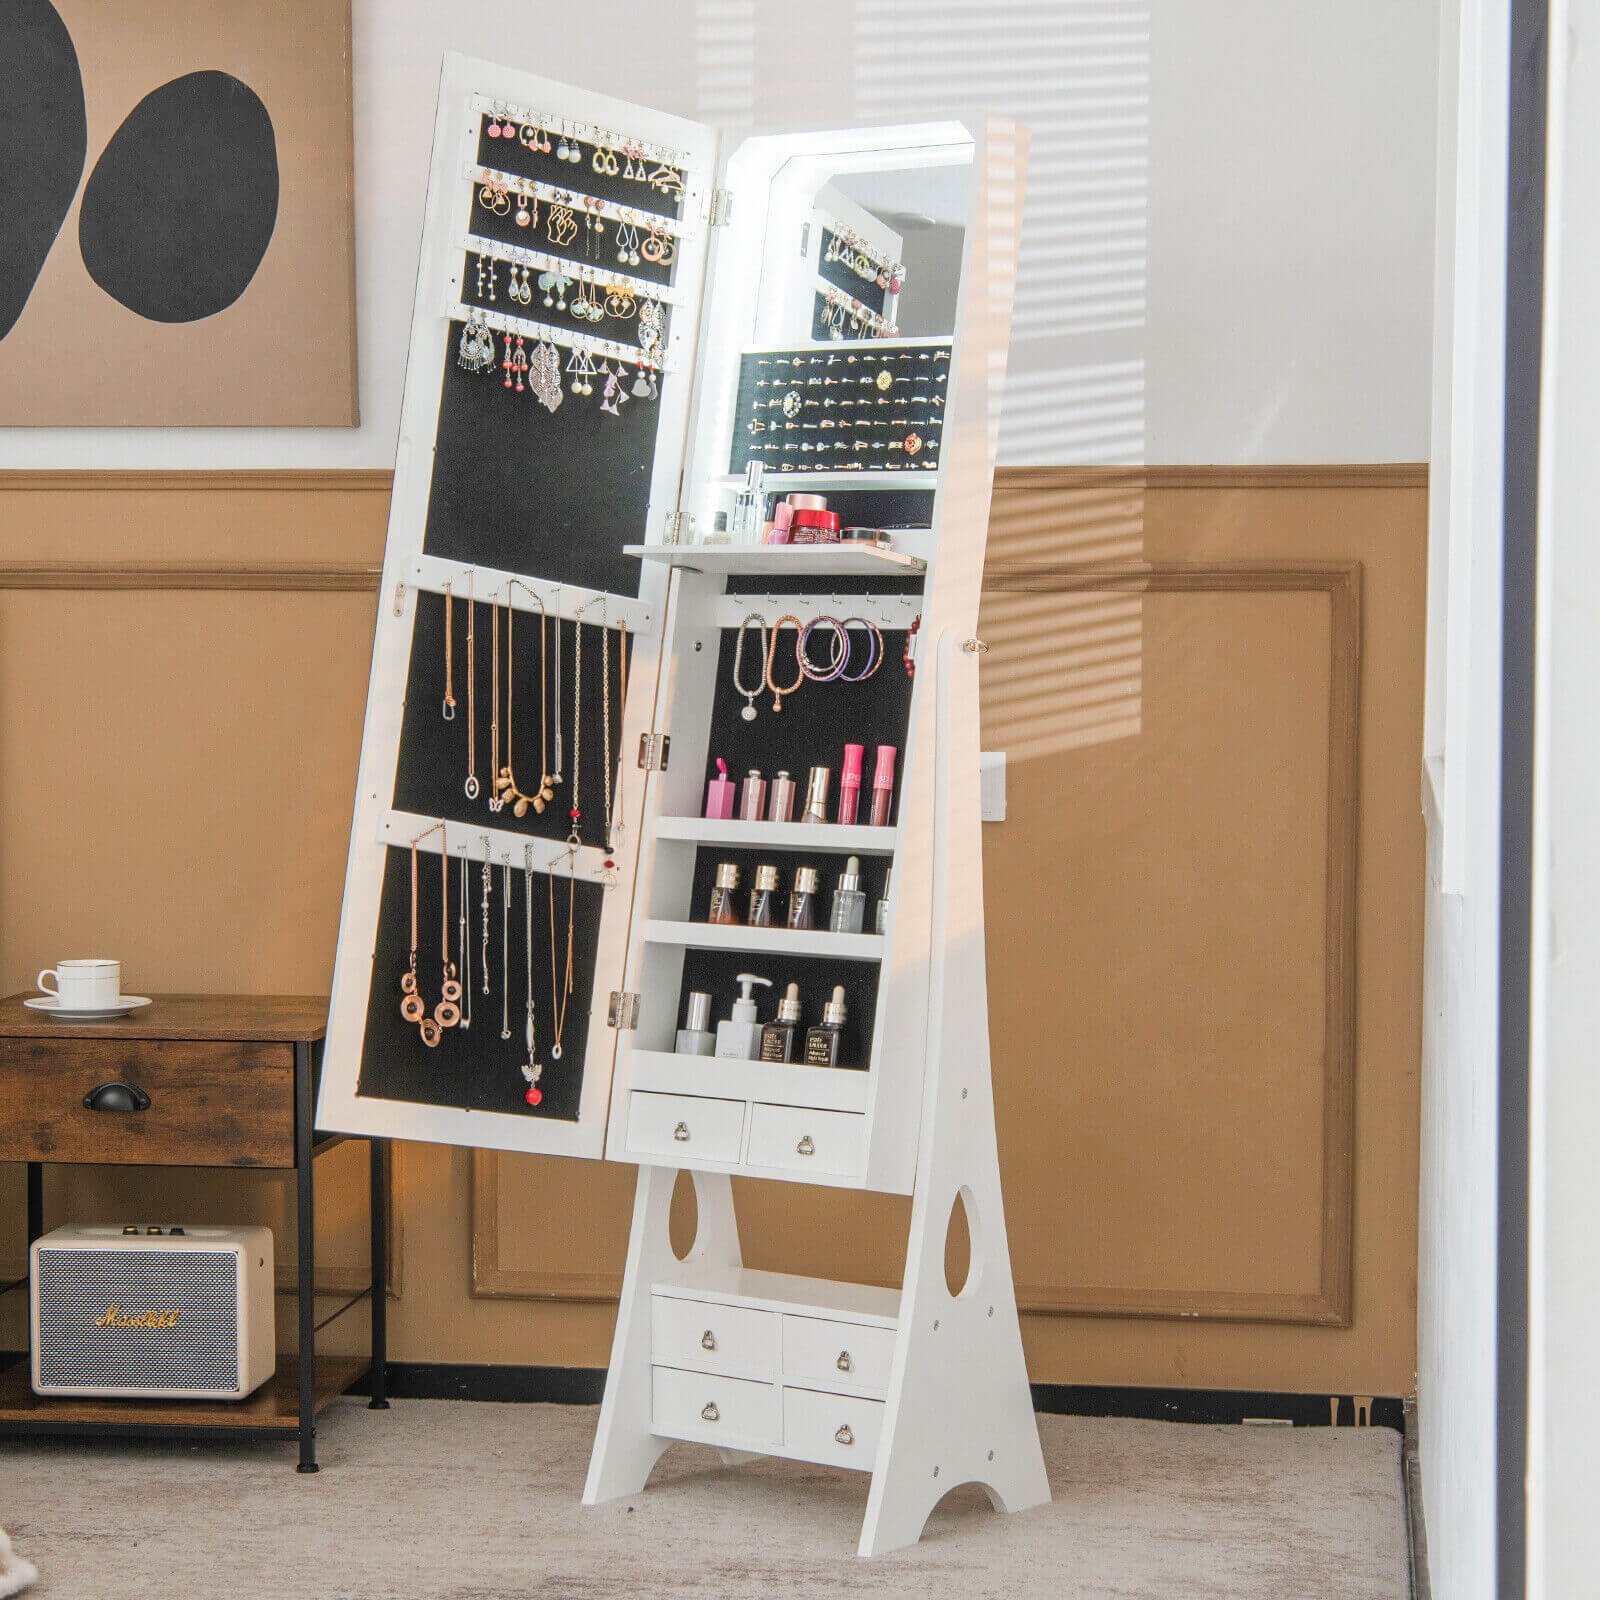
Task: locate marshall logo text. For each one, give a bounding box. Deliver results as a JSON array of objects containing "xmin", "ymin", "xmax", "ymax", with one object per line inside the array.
[{"xmin": 94, "ymin": 1306, "xmax": 180, "ymax": 1329}]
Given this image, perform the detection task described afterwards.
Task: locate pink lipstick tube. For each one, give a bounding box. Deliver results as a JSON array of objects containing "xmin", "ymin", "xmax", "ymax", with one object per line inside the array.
[
  {"xmin": 869, "ymin": 746, "xmax": 897, "ymax": 826},
  {"xmin": 838, "ymin": 744, "xmax": 864, "ymax": 825}
]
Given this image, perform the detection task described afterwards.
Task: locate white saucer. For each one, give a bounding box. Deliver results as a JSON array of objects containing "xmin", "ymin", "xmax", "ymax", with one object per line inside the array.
[{"xmin": 25, "ymin": 995, "xmax": 152, "ymax": 1021}]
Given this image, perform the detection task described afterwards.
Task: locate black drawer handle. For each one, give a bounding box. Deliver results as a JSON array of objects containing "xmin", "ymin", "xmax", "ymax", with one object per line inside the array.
[{"xmin": 83, "ymin": 1080, "xmax": 150, "ymax": 1113}]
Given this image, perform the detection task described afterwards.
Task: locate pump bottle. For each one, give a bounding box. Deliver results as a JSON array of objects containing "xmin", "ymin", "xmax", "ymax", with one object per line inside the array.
[{"xmin": 715, "ymin": 974, "xmax": 772, "ymax": 1060}]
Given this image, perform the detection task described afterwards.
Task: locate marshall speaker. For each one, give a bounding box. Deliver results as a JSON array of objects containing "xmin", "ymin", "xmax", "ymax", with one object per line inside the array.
[{"xmin": 31, "ymin": 1225, "xmax": 275, "ymax": 1400}]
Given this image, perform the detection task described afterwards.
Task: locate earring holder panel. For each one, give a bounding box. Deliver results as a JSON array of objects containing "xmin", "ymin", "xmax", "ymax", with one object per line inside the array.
[
  {"xmin": 471, "ymin": 94, "xmax": 694, "ymax": 179},
  {"xmin": 472, "ymin": 127, "xmax": 688, "ymax": 224},
  {"xmin": 458, "ymin": 269, "xmax": 669, "ymax": 356},
  {"xmin": 812, "ymin": 285, "xmax": 899, "ymax": 339},
  {"xmin": 357, "ymin": 840, "xmax": 606, "ymax": 1123},
  {"xmin": 463, "ymin": 234, "xmax": 688, "ymax": 307},
  {"xmin": 447, "ymin": 301, "xmax": 668, "ymax": 371},
  {"xmin": 469, "ymin": 164, "xmax": 690, "ymax": 239}
]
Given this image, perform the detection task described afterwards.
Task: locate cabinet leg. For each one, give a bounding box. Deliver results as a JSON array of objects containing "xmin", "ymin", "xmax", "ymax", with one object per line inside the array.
[
  {"xmin": 25, "ymin": 1163, "xmax": 43, "ymax": 1245},
  {"xmin": 295, "ymin": 1040, "xmax": 319, "ymax": 1473},
  {"xmin": 368, "ymin": 1138, "xmax": 389, "ymax": 1410}
]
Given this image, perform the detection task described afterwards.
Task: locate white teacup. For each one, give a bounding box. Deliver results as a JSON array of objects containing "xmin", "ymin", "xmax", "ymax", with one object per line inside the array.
[{"xmin": 37, "ymin": 959, "xmax": 122, "ymax": 1010}]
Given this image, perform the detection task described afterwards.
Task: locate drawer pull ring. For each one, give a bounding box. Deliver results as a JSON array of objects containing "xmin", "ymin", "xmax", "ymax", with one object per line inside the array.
[
  {"xmin": 796, "ymin": 1134, "xmax": 815, "ymax": 1156},
  {"xmin": 82, "ymin": 1081, "xmax": 151, "ymax": 1113},
  {"xmin": 701, "ymin": 1402, "xmax": 720, "ymax": 1423},
  {"xmin": 836, "ymin": 1350, "xmax": 853, "ymax": 1373},
  {"xmin": 673, "ymin": 1122, "xmax": 691, "ymax": 1142},
  {"xmin": 700, "ymin": 1330, "xmax": 717, "ymax": 1351},
  {"xmin": 835, "ymin": 1424, "xmax": 854, "ymax": 1446}
]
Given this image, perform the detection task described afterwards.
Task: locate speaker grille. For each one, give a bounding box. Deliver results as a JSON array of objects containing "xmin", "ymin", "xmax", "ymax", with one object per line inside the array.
[{"xmin": 36, "ymin": 1248, "xmax": 240, "ymax": 1391}]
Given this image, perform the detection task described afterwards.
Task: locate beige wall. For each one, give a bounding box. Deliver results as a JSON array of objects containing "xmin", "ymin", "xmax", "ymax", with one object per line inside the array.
[{"xmin": 0, "ymin": 467, "xmax": 1425, "ymax": 1394}]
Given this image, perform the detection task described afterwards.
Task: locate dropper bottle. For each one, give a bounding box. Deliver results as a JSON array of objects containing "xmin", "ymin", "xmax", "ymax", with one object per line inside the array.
[{"xmin": 828, "ymin": 855, "xmax": 866, "ymax": 934}]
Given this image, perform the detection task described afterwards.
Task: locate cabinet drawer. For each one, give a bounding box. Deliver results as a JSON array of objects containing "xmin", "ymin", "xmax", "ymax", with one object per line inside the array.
[
  {"xmin": 626, "ymin": 1091, "xmax": 745, "ymax": 1164},
  {"xmin": 782, "ymin": 1314, "xmax": 896, "ymax": 1399},
  {"xmin": 782, "ymin": 1385, "xmax": 885, "ymax": 1472},
  {"xmin": 0, "ymin": 1037, "xmax": 295, "ymax": 1167},
  {"xmin": 652, "ymin": 1294, "xmax": 779, "ymax": 1381},
  {"xmin": 745, "ymin": 1103, "xmax": 864, "ymax": 1178},
  {"xmin": 652, "ymin": 1365, "xmax": 780, "ymax": 1446}
]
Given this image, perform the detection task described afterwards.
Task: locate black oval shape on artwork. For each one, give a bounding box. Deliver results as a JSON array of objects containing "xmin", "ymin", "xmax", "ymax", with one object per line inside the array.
[
  {"xmin": 0, "ymin": 0, "xmax": 87, "ymax": 339},
  {"xmin": 79, "ymin": 70, "xmax": 279, "ymax": 323}
]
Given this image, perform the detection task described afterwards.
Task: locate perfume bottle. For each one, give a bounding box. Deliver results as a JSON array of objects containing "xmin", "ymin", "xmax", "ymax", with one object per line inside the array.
[
  {"xmin": 748, "ymin": 863, "xmax": 780, "ymax": 927},
  {"xmin": 731, "ymin": 460, "xmax": 766, "ymax": 541},
  {"xmin": 829, "ymin": 855, "xmax": 866, "ymax": 934},
  {"xmin": 787, "ymin": 865, "xmax": 819, "ymax": 930},
  {"xmin": 759, "ymin": 982, "xmax": 803, "ymax": 1063},
  {"xmin": 769, "ymin": 770, "xmax": 796, "ymax": 823},
  {"xmin": 801, "ymin": 765, "xmax": 831, "ymax": 824},
  {"xmin": 838, "ymin": 744, "xmax": 864, "ymax": 825},
  {"xmin": 875, "ymin": 866, "xmax": 893, "ymax": 936},
  {"xmin": 707, "ymin": 862, "xmax": 741, "ymax": 925},
  {"xmin": 715, "ymin": 973, "xmax": 771, "ymax": 1060},
  {"xmin": 804, "ymin": 985, "xmax": 848, "ymax": 1067},
  {"xmin": 676, "ymin": 992, "xmax": 715, "ymax": 1056}
]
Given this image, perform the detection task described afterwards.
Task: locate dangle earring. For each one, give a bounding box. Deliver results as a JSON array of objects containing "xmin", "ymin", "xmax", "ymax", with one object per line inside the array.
[
  {"xmin": 458, "ymin": 310, "xmax": 495, "ymax": 374},
  {"xmin": 638, "ymin": 299, "xmax": 664, "ymax": 360},
  {"xmin": 486, "ymin": 105, "xmax": 503, "ymax": 139},
  {"xmin": 546, "ymin": 202, "xmax": 578, "ymax": 248},
  {"xmin": 476, "ymin": 254, "xmax": 496, "ymax": 302},
  {"xmin": 539, "ymin": 270, "xmax": 570, "ymax": 310},
  {"xmin": 598, "ymin": 362, "xmax": 628, "ymax": 417},
  {"xmin": 502, "ymin": 331, "xmax": 516, "ymax": 389},
  {"xmin": 566, "ymin": 347, "xmax": 596, "ymax": 396},
  {"xmin": 528, "ymin": 340, "xmax": 563, "ymax": 413},
  {"xmin": 631, "ymin": 360, "xmax": 654, "ymax": 399},
  {"xmin": 511, "ymin": 335, "xmax": 528, "ymax": 393}
]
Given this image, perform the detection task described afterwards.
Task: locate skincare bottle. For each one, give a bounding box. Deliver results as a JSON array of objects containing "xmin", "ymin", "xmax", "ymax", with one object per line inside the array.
[
  {"xmin": 837, "ymin": 744, "xmax": 864, "ymax": 825},
  {"xmin": 787, "ymin": 865, "xmax": 820, "ymax": 930},
  {"xmin": 739, "ymin": 769, "xmax": 767, "ymax": 821},
  {"xmin": 731, "ymin": 460, "xmax": 765, "ymax": 542},
  {"xmin": 801, "ymin": 765, "xmax": 831, "ymax": 824},
  {"xmin": 708, "ymin": 862, "xmax": 742, "ymax": 925},
  {"xmin": 676, "ymin": 992, "xmax": 716, "ymax": 1057},
  {"xmin": 804, "ymin": 985, "xmax": 848, "ymax": 1067},
  {"xmin": 875, "ymin": 867, "xmax": 893, "ymax": 936},
  {"xmin": 869, "ymin": 746, "xmax": 897, "ymax": 826},
  {"xmin": 759, "ymin": 982, "xmax": 804, "ymax": 1063},
  {"xmin": 829, "ymin": 855, "xmax": 866, "ymax": 934},
  {"xmin": 715, "ymin": 973, "xmax": 772, "ymax": 1060},
  {"xmin": 748, "ymin": 863, "xmax": 780, "ymax": 927},
  {"xmin": 705, "ymin": 758, "xmax": 735, "ymax": 820},
  {"xmin": 768, "ymin": 770, "xmax": 796, "ymax": 822}
]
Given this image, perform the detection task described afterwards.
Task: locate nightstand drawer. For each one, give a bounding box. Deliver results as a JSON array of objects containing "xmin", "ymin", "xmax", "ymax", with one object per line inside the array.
[
  {"xmin": 782, "ymin": 1314, "xmax": 896, "ymax": 1399},
  {"xmin": 652, "ymin": 1293, "xmax": 779, "ymax": 1381},
  {"xmin": 745, "ymin": 1104, "xmax": 864, "ymax": 1177},
  {"xmin": 652, "ymin": 1365, "xmax": 780, "ymax": 1447},
  {"xmin": 0, "ymin": 1038, "xmax": 296, "ymax": 1167},
  {"xmin": 626, "ymin": 1091, "xmax": 745, "ymax": 1164}
]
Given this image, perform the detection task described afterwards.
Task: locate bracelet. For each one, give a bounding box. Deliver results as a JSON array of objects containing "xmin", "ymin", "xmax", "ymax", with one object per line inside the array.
[
  {"xmin": 764, "ymin": 615, "xmax": 806, "ymax": 712},
  {"xmin": 798, "ymin": 616, "xmax": 849, "ymax": 682},
  {"xmin": 836, "ymin": 618, "xmax": 884, "ymax": 682}
]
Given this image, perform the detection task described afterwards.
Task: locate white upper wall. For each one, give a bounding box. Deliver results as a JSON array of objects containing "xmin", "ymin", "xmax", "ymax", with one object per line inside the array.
[{"xmin": 0, "ymin": 0, "xmax": 1436, "ymax": 469}]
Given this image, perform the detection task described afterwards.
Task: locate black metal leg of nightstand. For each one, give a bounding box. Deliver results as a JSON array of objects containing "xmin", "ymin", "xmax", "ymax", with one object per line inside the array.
[
  {"xmin": 26, "ymin": 1163, "xmax": 43, "ymax": 1245},
  {"xmin": 368, "ymin": 1137, "xmax": 389, "ymax": 1410},
  {"xmin": 295, "ymin": 1040, "xmax": 318, "ymax": 1472}
]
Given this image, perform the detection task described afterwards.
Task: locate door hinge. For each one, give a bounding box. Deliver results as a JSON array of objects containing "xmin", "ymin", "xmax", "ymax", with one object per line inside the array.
[
  {"xmin": 710, "ymin": 187, "xmax": 734, "ymax": 227},
  {"xmin": 665, "ymin": 508, "xmax": 691, "ymax": 544},
  {"xmin": 637, "ymin": 732, "xmax": 671, "ymax": 771},
  {"xmin": 608, "ymin": 991, "xmax": 641, "ymax": 1030}
]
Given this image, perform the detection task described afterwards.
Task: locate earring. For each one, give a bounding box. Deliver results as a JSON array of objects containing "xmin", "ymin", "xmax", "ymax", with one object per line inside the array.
[
  {"xmin": 529, "ymin": 340, "xmax": 563, "ymax": 413},
  {"xmin": 638, "ymin": 299, "xmax": 664, "ymax": 359},
  {"xmin": 515, "ymin": 185, "xmax": 533, "ymax": 228},
  {"xmin": 476, "ymin": 254, "xmax": 496, "ymax": 302},
  {"xmin": 458, "ymin": 311, "xmax": 495, "ymax": 374},
  {"xmin": 599, "ymin": 363, "xmax": 629, "ymax": 416},
  {"xmin": 546, "ymin": 204, "xmax": 577, "ymax": 249},
  {"xmin": 566, "ymin": 348, "xmax": 595, "ymax": 396},
  {"xmin": 502, "ymin": 331, "xmax": 516, "ymax": 390},
  {"xmin": 556, "ymin": 133, "xmax": 570, "ymax": 161}
]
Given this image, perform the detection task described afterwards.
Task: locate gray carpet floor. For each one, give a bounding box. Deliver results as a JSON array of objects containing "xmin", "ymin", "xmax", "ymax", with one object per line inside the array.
[{"xmin": 0, "ymin": 1399, "xmax": 1408, "ymax": 1599}]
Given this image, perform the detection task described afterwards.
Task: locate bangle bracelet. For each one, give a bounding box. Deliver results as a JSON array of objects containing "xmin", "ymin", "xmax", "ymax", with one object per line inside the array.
[
  {"xmin": 765, "ymin": 614, "xmax": 805, "ymax": 712},
  {"xmin": 836, "ymin": 618, "xmax": 883, "ymax": 682},
  {"xmin": 798, "ymin": 616, "xmax": 849, "ymax": 682}
]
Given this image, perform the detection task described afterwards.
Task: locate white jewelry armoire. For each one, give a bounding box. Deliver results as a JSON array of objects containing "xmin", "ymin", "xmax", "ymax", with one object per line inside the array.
[{"xmin": 318, "ymin": 55, "xmax": 1045, "ymax": 1556}]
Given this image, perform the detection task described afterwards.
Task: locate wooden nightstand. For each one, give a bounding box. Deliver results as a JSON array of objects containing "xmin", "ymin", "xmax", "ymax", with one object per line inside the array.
[{"xmin": 0, "ymin": 994, "xmax": 387, "ymax": 1470}]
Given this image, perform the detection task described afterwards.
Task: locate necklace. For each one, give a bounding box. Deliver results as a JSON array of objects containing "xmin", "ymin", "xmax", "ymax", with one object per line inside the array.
[
  {"xmin": 458, "ymin": 846, "xmax": 471, "ymax": 1029},
  {"xmin": 548, "ymin": 856, "xmax": 576, "ymax": 1062},
  {"xmin": 401, "ymin": 823, "xmax": 461, "ymax": 1047},
  {"xmin": 607, "ymin": 621, "xmax": 628, "ymax": 863},
  {"xmin": 568, "ymin": 614, "xmax": 585, "ymax": 845},
  {"xmin": 733, "ymin": 613, "xmax": 768, "ymax": 721},
  {"xmin": 442, "ymin": 583, "xmax": 456, "ymax": 720},
  {"xmin": 551, "ymin": 610, "xmax": 565, "ymax": 783},
  {"xmin": 600, "ymin": 611, "xmax": 613, "ymax": 853},
  {"xmin": 520, "ymin": 849, "xmax": 541, "ymax": 1101},
  {"xmin": 479, "ymin": 837, "xmax": 492, "ymax": 997},
  {"xmin": 463, "ymin": 574, "xmax": 478, "ymax": 798},
  {"xmin": 494, "ymin": 583, "xmax": 556, "ymax": 817},
  {"xmin": 764, "ymin": 615, "xmax": 805, "ymax": 712},
  {"xmin": 488, "ymin": 592, "xmax": 503, "ymax": 811},
  {"xmin": 500, "ymin": 861, "xmax": 512, "ymax": 1040}
]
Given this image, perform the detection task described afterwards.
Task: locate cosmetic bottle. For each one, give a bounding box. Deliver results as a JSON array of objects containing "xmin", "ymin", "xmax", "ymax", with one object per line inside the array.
[
  {"xmin": 787, "ymin": 865, "xmax": 819, "ymax": 930},
  {"xmin": 869, "ymin": 746, "xmax": 897, "ymax": 826},
  {"xmin": 875, "ymin": 867, "xmax": 893, "ymax": 936},
  {"xmin": 739, "ymin": 769, "xmax": 767, "ymax": 821},
  {"xmin": 676, "ymin": 992, "xmax": 716, "ymax": 1057},
  {"xmin": 759, "ymin": 982, "xmax": 804, "ymax": 1063},
  {"xmin": 829, "ymin": 855, "xmax": 866, "ymax": 934},
  {"xmin": 838, "ymin": 744, "xmax": 864, "ymax": 825},
  {"xmin": 769, "ymin": 770, "xmax": 796, "ymax": 822},
  {"xmin": 748, "ymin": 863, "xmax": 780, "ymax": 927},
  {"xmin": 731, "ymin": 460, "xmax": 765, "ymax": 542},
  {"xmin": 804, "ymin": 985, "xmax": 848, "ymax": 1067},
  {"xmin": 763, "ymin": 502, "xmax": 794, "ymax": 545},
  {"xmin": 715, "ymin": 974, "xmax": 771, "ymax": 1060},
  {"xmin": 707, "ymin": 862, "xmax": 742, "ymax": 925},
  {"xmin": 801, "ymin": 765, "xmax": 831, "ymax": 824},
  {"xmin": 705, "ymin": 758, "xmax": 735, "ymax": 820}
]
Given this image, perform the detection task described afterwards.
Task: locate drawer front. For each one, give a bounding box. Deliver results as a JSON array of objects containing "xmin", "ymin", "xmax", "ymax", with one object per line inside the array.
[
  {"xmin": 626, "ymin": 1091, "xmax": 745, "ymax": 1164},
  {"xmin": 782, "ymin": 1386, "xmax": 885, "ymax": 1471},
  {"xmin": 0, "ymin": 1038, "xmax": 296, "ymax": 1168},
  {"xmin": 652, "ymin": 1294, "xmax": 779, "ymax": 1382},
  {"xmin": 782, "ymin": 1314, "xmax": 897, "ymax": 1399},
  {"xmin": 745, "ymin": 1103, "xmax": 864, "ymax": 1178},
  {"xmin": 652, "ymin": 1364, "xmax": 780, "ymax": 1446}
]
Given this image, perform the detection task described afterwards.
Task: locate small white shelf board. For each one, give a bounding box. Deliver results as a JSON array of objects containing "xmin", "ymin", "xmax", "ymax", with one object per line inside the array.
[
  {"xmin": 653, "ymin": 1265, "xmax": 901, "ymax": 1327},
  {"xmin": 623, "ymin": 542, "xmax": 925, "ymax": 576},
  {"xmin": 628, "ymin": 1051, "xmax": 872, "ymax": 1111},
  {"xmin": 652, "ymin": 817, "xmax": 898, "ymax": 855},
  {"xmin": 642, "ymin": 919, "xmax": 885, "ymax": 961}
]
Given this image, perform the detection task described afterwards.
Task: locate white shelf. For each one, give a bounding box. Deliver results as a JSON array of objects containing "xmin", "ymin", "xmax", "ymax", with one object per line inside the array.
[
  {"xmin": 623, "ymin": 542, "xmax": 925, "ymax": 576},
  {"xmin": 627, "ymin": 1050, "xmax": 871, "ymax": 1110},
  {"xmin": 651, "ymin": 1265, "xmax": 901, "ymax": 1328},
  {"xmin": 703, "ymin": 470, "xmax": 940, "ymax": 490},
  {"xmin": 643, "ymin": 920, "xmax": 885, "ymax": 960},
  {"xmin": 652, "ymin": 817, "xmax": 897, "ymax": 855}
]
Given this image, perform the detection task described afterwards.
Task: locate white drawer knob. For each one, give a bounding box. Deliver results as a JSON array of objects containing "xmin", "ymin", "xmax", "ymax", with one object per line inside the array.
[
  {"xmin": 701, "ymin": 1401, "xmax": 720, "ymax": 1423},
  {"xmin": 701, "ymin": 1329, "xmax": 717, "ymax": 1351},
  {"xmin": 796, "ymin": 1134, "xmax": 815, "ymax": 1156},
  {"xmin": 835, "ymin": 1424, "xmax": 854, "ymax": 1446},
  {"xmin": 836, "ymin": 1350, "xmax": 853, "ymax": 1373},
  {"xmin": 673, "ymin": 1121, "xmax": 691, "ymax": 1142}
]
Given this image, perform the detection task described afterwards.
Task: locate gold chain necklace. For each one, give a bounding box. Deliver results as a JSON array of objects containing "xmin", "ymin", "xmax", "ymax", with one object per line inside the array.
[
  {"xmin": 464, "ymin": 573, "xmax": 478, "ymax": 799},
  {"xmin": 495, "ymin": 582, "xmax": 556, "ymax": 817},
  {"xmin": 400, "ymin": 822, "xmax": 461, "ymax": 1047}
]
